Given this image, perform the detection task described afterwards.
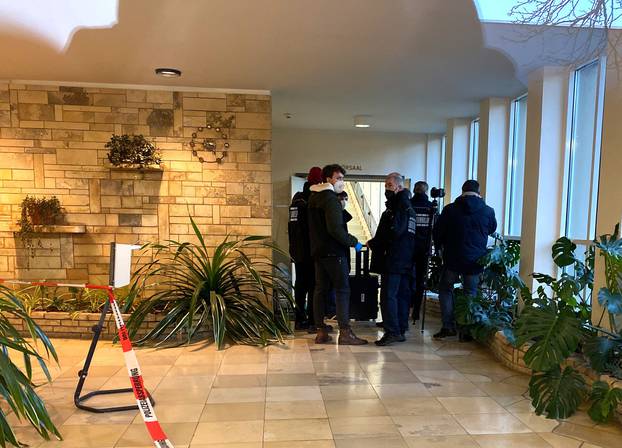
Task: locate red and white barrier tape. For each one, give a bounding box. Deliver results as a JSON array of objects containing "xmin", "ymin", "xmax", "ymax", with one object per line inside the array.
[{"xmin": 0, "ymin": 279, "xmax": 174, "ymax": 448}]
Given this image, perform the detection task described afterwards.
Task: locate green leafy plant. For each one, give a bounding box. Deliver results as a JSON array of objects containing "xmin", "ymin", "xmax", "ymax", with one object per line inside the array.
[
  {"xmin": 516, "ymin": 228, "xmax": 622, "ymax": 422},
  {"xmin": 455, "ymin": 234, "xmax": 527, "ymax": 342},
  {"xmin": 17, "ymin": 196, "xmax": 64, "ymax": 260},
  {"xmin": 105, "ymin": 134, "xmax": 161, "ymax": 168},
  {"xmin": 0, "ymin": 285, "xmax": 61, "ymax": 447},
  {"xmin": 125, "ymin": 216, "xmax": 293, "ymax": 349},
  {"xmin": 583, "ymin": 225, "xmax": 622, "ymax": 379},
  {"xmin": 528, "ymin": 366, "xmax": 587, "ymax": 419},
  {"xmin": 515, "ymin": 301, "xmax": 583, "ymax": 371},
  {"xmin": 531, "ymin": 237, "xmax": 594, "ymax": 321},
  {"xmin": 588, "ymin": 380, "xmax": 622, "ymax": 423}
]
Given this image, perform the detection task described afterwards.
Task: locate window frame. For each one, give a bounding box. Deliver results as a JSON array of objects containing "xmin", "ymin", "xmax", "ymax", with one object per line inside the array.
[
  {"xmin": 560, "ymin": 57, "xmax": 606, "ymax": 242},
  {"xmin": 504, "ymin": 93, "xmax": 528, "ymax": 237},
  {"xmin": 468, "ymin": 118, "xmax": 480, "ymax": 180}
]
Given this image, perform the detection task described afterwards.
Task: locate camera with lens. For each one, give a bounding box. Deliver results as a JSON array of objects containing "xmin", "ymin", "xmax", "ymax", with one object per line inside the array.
[{"xmin": 430, "ymin": 187, "xmax": 445, "ymax": 199}]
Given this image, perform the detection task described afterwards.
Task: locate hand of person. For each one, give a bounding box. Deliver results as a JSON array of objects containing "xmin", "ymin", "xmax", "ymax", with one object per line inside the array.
[{"xmin": 354, "ymin": 242, "xmax": 363, "ymax": 252}]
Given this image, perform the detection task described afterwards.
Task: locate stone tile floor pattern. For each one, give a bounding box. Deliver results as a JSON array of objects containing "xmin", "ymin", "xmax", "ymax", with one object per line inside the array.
[{"xmin": 6, "ymin": 319, "xmax": 622, "ymax": 447}]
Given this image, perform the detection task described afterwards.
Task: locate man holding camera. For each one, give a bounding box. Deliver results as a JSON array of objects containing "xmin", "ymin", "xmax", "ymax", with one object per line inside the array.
[
  {"xmin": 368, "ymin": 173, "xmax": 417, "ymax": 346},
  {"xmin": 432, "ymin": 180, "xmax": 497, "ymax": 339},
  {"xmin": 308, "ymin": 164, "xmax": 368, "ymax": 345}
]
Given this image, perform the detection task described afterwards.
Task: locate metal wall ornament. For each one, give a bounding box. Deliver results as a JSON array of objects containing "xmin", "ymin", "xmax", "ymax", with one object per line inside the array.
[{"xmin": 188, "ymin": 120, "xmax": 232, "ymax": 164}]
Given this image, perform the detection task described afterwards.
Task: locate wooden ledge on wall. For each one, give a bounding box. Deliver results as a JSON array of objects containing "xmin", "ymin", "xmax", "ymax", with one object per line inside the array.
[
  {"xmin": 9, "ymin": 225, "xmax": 87, "ymax": 234},
  {"xmin": 107, "ymin": 164, "xmax": 164, "ymax": 172}
]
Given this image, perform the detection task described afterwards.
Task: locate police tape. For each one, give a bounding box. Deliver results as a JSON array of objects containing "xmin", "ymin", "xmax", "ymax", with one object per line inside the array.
[
  {"xmin": 106, "ymin": 288, "xmax": 174, "ymax": 448},
  {"xmin": 0, "ymin": 279, "xmax": 174, "ymax": 448}
]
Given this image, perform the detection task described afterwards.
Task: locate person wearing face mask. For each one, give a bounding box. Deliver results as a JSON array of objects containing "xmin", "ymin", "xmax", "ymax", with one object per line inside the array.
[
  {"xmin": 308, "ymin": 164, "xmax": 367, "ymax": 345},
  {"xmin": 367, "ymin": 173, "xmax": 417, "ymax": 346}
]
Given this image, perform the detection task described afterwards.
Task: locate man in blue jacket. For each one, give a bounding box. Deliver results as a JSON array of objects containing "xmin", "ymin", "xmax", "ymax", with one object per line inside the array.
[{"xmin": 432, "ymin": 180, "xmax": 497, "ymax": 339}]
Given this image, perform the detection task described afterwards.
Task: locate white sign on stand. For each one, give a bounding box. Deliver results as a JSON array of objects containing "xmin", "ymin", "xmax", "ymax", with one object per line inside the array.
[{"xmin": 109, "ymin": 243, "xmax": 141, "ymax": 288}]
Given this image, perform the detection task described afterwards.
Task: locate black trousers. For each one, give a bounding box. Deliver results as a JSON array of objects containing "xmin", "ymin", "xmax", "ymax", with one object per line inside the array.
[
  {"xmin": 411, "ymin": 250, "xmax": 427, "ymax": 320},
  {"xmin": 294, "ymin": 261, "xmax": 315, "ymax": 325},
  {"xmin": 313, "ymin": 256, "xmax": 351, "ymax": 329}
]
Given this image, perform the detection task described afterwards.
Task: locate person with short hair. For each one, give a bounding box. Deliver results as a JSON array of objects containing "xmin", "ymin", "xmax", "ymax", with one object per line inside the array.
[
  {"xmin": 432, "ymin": 180, "xmax": 497, "ymax": 339},
  {"xmin": 368, "ymin": 172, "xmax": 417, "ymax": 346},
  {"xmin": 410, "ymin": 180, "xmax": 436, "ymax": 325},
  {"xmin": 308, "ymin": 164, "xmax": 368, "ymax": 345},
  {"xmin": 288, "ymin": 167, "xmax": 323, "ymax": 330}
]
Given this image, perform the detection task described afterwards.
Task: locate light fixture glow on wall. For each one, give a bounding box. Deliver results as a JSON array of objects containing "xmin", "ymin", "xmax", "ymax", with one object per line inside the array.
[
  {"xmin": 353, "ymin": 115, "xmax": 372, "ymax": 128},
  {"xmin": 155, "ymin": 68, "xmax": 182, "ymax": 78}
]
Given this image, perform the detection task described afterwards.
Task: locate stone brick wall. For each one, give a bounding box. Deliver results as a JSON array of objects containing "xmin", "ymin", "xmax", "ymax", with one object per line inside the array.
[
  {"xmin": 0, "ymin": 83, "xmax": 272, "ymax": 283},
  {"xmin": 7, "ymin": 311, "xmax": 163, "ymax": 340}
]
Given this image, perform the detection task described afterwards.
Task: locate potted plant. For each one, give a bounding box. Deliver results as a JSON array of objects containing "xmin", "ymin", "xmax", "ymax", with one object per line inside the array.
[
  {"xmin": 125, "ymin": 216, "xmax": 293, "ymax": 349},
  {"xmin": 17, "ymin": 196, "xmax": 65, "ymax": 259},
  {"xmin": 0, "ymin": 285, "xmax": 61, "ymax": 447},
  {"xmin": 105, "ymin": 134, "xmax": 162, "ymax": 169}
]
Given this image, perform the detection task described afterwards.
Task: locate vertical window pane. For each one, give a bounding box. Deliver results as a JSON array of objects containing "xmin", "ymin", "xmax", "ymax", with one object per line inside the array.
[
  {"xmin": 440, "ymin": 134, "xmax": 446, "ymax": 188},
  {"xmin": 566, "ymin": 61, "xmax": 602, "ymax": 240},
  {"xmin": 506, "ymin": 95, "xmax": 528, "ymax": 237},
  {"xmin": 469, "ymin": 119, "xmax": 479, "ymax": 179}
]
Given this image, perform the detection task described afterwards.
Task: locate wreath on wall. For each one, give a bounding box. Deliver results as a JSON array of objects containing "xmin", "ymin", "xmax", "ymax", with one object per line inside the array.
[{"xmin": 188, "ymin": 114, "xmax": 234, "ymax": 165}]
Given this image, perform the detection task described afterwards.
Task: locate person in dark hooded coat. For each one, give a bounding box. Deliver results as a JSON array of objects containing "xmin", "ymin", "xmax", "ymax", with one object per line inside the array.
[{"xmin": 432, "ymin": 180, "xmax": 497, "ymax": 339}]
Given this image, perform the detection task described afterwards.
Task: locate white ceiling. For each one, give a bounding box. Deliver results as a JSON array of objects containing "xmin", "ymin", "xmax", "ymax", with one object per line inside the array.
[{"xmin": 0, "ymin": 0, "xmax": 553, "ymax": 133}]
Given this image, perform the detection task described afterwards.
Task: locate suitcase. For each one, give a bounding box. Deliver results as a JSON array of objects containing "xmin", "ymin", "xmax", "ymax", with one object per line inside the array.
[{"xmin": 349, "ymin": 248, "xmax": 379, "ymax": 320}]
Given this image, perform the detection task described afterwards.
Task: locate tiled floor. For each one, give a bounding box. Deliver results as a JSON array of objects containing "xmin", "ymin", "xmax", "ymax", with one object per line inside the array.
[{"xmin": 6, "ymin": 319, "xmax": 622, "ymax": 447}]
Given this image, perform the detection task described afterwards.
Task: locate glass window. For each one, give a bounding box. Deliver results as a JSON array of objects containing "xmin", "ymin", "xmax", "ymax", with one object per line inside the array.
[
  {"xmin": 439, "ymin": 135, "xmax": 446, "ymax": 209},
  {"xmin": 440, "ymin": 134, "xmax": 446, "ymax": 188},
  {"xmin": 505, "ymin": 94, "xmax": 528, "ymax": 237},
  {"xmin": 468, "ymin": 119, "xmax": 479, "ymax": 179},
  {"xmin": 564, "ymin": 60, "xmax": 604, "ymax": 241}
]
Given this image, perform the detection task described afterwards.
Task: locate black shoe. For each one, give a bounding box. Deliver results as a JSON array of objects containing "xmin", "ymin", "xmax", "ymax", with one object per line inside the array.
[
  {"xmin": 398, "ymin": 333, "xmax": 406, "ymax": 342},
  {"xmin": 375, "ymin": 333, "xmax": 403, "ymax": 346},
  {"xmin": 375, "ymin": 321, "xmax": 385, "ymax": 328},
  {"xmin": 459, "ymin": 332, "xmax": 473, "ymax": 342},
  {"xmin": 432, "ymin": 328, "xmax": 457, "ymax": 340}
]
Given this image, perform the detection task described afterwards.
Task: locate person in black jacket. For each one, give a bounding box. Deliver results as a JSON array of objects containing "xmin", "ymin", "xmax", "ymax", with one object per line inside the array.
[
  {"xmin": 288, "ymin": 167, "xmax": 323, "ymax": 330},
  {"xmin": 368, "ymin": 173, "xmax": 417, "ymax": 346},
  {"xmin": 308, "ymin": 164, "xmax": 367, "ymax": 345},
  {"xmin": 410, "ymin": 181, "xmax": 436, "ymax": 325},
  {"xmin": 432, "ymin": 180, "xmax": 497, "ymax": 339}
]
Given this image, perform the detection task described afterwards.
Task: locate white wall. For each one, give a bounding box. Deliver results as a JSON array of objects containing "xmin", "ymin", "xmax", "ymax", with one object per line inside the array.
[{"xmin": 272, "ymin": 128, "xmax": 427, "ymax": 255}]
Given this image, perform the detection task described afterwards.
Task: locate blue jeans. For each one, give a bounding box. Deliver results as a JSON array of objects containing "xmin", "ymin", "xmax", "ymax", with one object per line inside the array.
[
  {"xmin": 438, "ymin": 268, "xmax": 479, "ymax": 331},
  {"xmin": 380, "ymin": 273, "xmax": 412, "ymax": 336}
]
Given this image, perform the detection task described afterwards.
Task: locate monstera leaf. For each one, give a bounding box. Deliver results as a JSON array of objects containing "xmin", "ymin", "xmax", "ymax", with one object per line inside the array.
[
  {"xmin": 598, "ymin": 288, "xmax": 622, "ymax": 315},
  {"xmin": 588, "ymin": 381, "xmax": 622, "ymax": 423},
  {"xmin": 583, "ymin": 335, "xmax": 620, "ymax": 373},
  {"xmin": 515, "ymin": 303, "xmax": 583, "ymax": 371},
  {"xmin": 529, "ymin": 366, "xmax": 586, "ymax": 419},
  {"xmin": 552, "ymin": 237, "xmax": 578, "ymax": 268}
]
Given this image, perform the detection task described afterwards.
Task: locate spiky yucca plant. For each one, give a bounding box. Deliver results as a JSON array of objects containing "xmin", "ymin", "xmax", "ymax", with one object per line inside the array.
[
  {"xmin": 0, "ymin": 285, "xmax": 61, "ymax": 447},
  {"xmin": 125, "ymin": 217, "xmax": 293, "ymax": 349}
]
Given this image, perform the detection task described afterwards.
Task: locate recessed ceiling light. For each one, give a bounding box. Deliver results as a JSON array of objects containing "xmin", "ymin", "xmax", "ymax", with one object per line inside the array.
[
  {"xmin": 155, "ymin": 67, "xmax": 182, "ymax": 78},
  {"xmin": 354, "ymin": 115, "xmax": 372, "ymax": 128}
]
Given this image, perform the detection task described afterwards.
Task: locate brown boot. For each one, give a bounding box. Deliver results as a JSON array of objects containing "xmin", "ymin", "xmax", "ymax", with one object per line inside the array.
[
  {"xmin": 315, "ymin": 326, "xmax": 333, "ymax": 344},
  {"xmin": 338, "ymin": 327, "xmax": 368, "ymax": 345}
]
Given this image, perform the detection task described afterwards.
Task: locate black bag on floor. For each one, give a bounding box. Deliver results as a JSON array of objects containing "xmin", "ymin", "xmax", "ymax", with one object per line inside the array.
[{"xmin": 349, "ymin": 248, "xmax": 379, "ymax": 320}]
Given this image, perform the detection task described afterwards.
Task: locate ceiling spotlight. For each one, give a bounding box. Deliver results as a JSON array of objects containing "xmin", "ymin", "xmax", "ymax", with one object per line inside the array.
[
  {"xmin": 155, "ymin": 67, "xmax": 182, "ymax": 78},
  {"xmin": 284, "ymin": 112, "xmax": 292, "ymax": 119},
  {"xmin": 354, "ymin": 115, "xmax": 372, "ymax": 128}
]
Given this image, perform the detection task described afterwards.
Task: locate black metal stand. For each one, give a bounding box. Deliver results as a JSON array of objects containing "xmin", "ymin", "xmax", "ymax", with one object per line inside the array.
[
  {"xmin": 420, "ymin": 199, "xmax": 439, "ymax": 334},
  {"xmin": 73, "ymin": 292, "xmax": 155, "ymax": 413}
]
